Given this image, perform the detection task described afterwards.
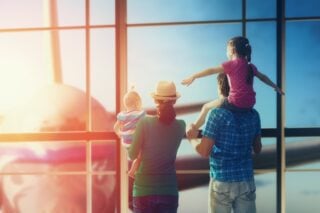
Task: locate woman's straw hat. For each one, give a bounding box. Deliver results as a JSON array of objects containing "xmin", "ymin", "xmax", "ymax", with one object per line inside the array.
[{"xmin": 150, "ymin": 81, "xmax": 180, "ymax": 101}]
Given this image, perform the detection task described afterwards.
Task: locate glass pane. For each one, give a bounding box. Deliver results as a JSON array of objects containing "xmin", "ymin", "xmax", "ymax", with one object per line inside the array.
[
  {"xmin": 246, "ymin": 0, "xmax": 276, "ymax": 19},
  {"xmin": 286, "ymin": 172, "xmax": 320, "ymax": 212},
  {"xmin": 92, "ymin": 141, "xmax": 117, "ymax": 171},
  {"xmin": 286, "ymin": 0, "xmax": 320, "ymax": 17},
  {"xmin": 92, "ymin": 141, "xmax": 117, "ymax": 213},
  {"xmin": 286, "ymin": 21, "xmax": 320, "ymax": 127},
  {"xmin": 254, "ymin": 138, "xmax": 277, "ymax": 170},
  {"xmin": 0, "ymin": 141, "xmax": 87, "ymax": 172},
  {"xmin": 255, "ymin": 172, "xmax": 276, "ymax": 213},
  {"xmin": 286, "ymin": 137, "xmax": 320, "ymax": 169},
  {"xmin": 1, "ymin": 174, "xmax": 87, "ymax": 212},
  {"xmin": 57, "ymin": 0, "xmax": 85, "ymax": 26},
  {"xmin": 92, "ymin": 174, "xmax": 117, "ymax": 212},
  {"xmin": 91, "ymin": 0, "xmax": 115, "ymax": 25},
  {"xmin": 247, "ymin": 22, "xmax": 277, "ymax": 128},
  {"xmin": 0, "ymin": 0, "xmax": 45, "ymax": 28},
  {"xmin": 91, "ymin": 28, "xmax": 116, "ymax": 131},
  {"xmin": 128, "ymin": 0, "xmax": 242, "ymax": 23},
  {"xmin": 178, "ymin": 139, "xmax": 199, "ymax": 156},
  {"xmin": 60, "ymin": 30, "xmax": 86, "ymax": 91},
  {"xmin": 179, "ymin": 184, "xmax": 209, "ymax": 212},
  {"xmin": 0, "ymin": 31, "xmax": 58, "ymax": 132}
]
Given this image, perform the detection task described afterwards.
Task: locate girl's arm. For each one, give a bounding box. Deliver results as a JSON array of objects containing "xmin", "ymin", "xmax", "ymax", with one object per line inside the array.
[
  {"xmin": 255, "ymin": 71, "xmax": 285, "ymax": 95},
  {"xmin": 182, "ymin": 66, "xmax": 224, "ymax": 86}
]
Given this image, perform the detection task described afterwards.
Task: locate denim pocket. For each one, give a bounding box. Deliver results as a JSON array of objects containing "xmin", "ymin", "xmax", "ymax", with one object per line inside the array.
[
  {"xmin": 243, "ymin": 189, "xmax": 256, "ymax": 201},
  {"xmin": 211, "ymin": 181, "xmax": 232, "ymax": 204}
]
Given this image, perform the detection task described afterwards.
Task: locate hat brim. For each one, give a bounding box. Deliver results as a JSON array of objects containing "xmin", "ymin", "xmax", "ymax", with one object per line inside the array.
[{"xmin": 150, "ymin": 92, "xmax": 181, "ymax": 100}]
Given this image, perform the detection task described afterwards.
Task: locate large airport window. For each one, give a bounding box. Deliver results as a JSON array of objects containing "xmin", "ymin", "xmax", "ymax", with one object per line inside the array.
[
  {"xmin": 1, "ymin": 0, "xmax": 320, "ymax": 212},
  {"xmin": 0, "ymin": 0, "xmax": 119, "ymax": 212}
]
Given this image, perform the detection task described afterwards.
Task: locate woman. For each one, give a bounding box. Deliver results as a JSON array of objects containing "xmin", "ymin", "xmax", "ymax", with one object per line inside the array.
[{"xmin": 128, "ymin": 81, "xmax": 186, "ymax": 213}]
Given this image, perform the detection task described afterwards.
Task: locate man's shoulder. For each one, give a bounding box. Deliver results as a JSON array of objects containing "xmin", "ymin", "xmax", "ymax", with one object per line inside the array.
[
  {"xmin": 210, "ymin": 108, "xmax": 260, "ymax": 119},
  {"xmin": 210, "ymin": 108, "xmax": 233, "ymax": 117}
]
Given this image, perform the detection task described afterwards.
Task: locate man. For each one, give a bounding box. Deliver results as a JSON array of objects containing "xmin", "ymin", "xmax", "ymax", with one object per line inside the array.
[{"xmin": 189, "ymin": 75, "xmax": 262, "ymax": 213}]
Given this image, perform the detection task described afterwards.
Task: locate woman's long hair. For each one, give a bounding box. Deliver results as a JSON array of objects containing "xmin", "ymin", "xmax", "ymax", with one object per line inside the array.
[{"xmin": 155, "ymin": 100, "xmax": 176, "ymax": 125}]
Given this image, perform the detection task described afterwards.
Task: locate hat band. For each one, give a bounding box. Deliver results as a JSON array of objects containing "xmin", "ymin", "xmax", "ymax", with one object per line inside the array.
[{"xmin": 155, "ymin": 94, "xmax": 177, "ymax": 98}]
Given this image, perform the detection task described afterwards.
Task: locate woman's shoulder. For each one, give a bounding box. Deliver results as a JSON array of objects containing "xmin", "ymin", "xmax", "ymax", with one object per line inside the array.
[
  {"xmin": 140, "ymin": 114, "xmax": 157, "ymax": 122},
  {"xmin": 175, "ymin": 118, "xmax": 186, "ymax": 128}
]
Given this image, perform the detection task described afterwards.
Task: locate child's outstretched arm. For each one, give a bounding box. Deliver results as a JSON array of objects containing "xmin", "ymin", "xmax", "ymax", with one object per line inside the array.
[
  {"xmin": 255, "ymin": 71, "xmax": 285, "ymax": 95},
  {"xmin": 186, "ymin": 99, "xmax": 223, "ymax": 139},
  {"xmin": 181, "ymin": 66, "xmax": 224, "ymax": 86}
]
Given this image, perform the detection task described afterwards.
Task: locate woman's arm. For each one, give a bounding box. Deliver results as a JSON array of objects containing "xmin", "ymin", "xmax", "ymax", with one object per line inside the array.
[
  {"xmin": 181, "ymin": 66, "xmax": 224, "ymax": 86},
  {"xmin": 128, "ymin": 120, "xmax": 144, "ymax": 160}
]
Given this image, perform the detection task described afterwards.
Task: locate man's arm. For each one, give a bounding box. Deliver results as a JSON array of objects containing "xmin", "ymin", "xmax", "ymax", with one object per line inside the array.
[
  {"xmin": 253, "ymin": 135, "xmax": 262, "ymax": 154},
  {"xmin": 189, "ymin": 137, "xmax": 215, "ymax": 158}
]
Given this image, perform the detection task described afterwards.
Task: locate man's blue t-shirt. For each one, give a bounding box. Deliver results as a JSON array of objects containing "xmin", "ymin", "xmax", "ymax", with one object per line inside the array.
[{"xmin": 203, "ymin": 108, "xmax": 261, "ymax": 182}]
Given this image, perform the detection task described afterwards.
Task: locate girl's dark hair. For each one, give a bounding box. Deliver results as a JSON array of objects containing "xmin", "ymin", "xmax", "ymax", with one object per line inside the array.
[
  {"xmin": 217, "ymin": 73, "xmax": 230, "ymax": 97},
  {"xmin": 156, "ymin": 100, "xmax": 176, "ymax": 125},
  {"xmin": 228, "ymin": 36, "xmax": 254, "ymax": 85}
]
